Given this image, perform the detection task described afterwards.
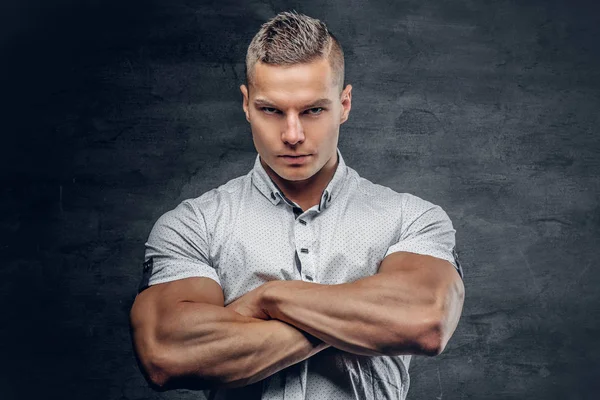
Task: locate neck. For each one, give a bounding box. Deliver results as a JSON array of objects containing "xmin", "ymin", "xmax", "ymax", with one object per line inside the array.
[{"xmin": 263, "ymin": 153, "xmax": 338, "ymax": 210}]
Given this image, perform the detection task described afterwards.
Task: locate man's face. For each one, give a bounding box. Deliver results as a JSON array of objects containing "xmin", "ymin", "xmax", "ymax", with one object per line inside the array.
[{"xmin": 241, "ymin": 57, "xmax": 352, "ymax": 184}]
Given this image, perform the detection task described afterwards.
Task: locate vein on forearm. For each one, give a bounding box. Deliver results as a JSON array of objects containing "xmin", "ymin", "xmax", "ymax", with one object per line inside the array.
[
  {"xmin": 155, "ymin": 301, "xmax": 324, "ymax": 387},
  {"xmin": 264, "ymin": 268, "xmax": 450, "ymax": 356}
]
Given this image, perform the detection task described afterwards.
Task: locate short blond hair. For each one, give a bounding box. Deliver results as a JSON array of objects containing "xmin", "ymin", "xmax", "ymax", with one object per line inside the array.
[{"xmin": 245, "ymin": 11, "xmax": 345, "ymax": 91}]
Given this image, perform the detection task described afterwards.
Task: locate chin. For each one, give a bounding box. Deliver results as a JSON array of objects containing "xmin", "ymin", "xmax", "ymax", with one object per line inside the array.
[
  {"xmin": 272, "ymin": 166, "xmax": 314, "ymax": 181},
  {"xmin": 277, "ymin": 171, "xmax": 312, "ymax": 182}
]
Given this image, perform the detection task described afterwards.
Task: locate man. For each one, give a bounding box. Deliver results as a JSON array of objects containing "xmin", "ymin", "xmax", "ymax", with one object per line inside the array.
[{"xmin": 130, "ymin": 11, "xmax": 464, "ymax": 400}]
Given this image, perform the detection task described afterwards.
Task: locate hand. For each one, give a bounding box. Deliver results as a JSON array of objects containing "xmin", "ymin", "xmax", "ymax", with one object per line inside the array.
[{"xmin": 226, "ymin": 282, "xmax": 273, "ymax": 320}]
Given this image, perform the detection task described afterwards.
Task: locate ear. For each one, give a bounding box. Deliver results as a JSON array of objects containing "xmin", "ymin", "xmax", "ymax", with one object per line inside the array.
[
  {"xmin": 340, "ymin": 84, "xmax": 352, "ymax": 124},
  {"xmin": 240, "ymin": 84, "xmax": 250, "ymax": 122}
]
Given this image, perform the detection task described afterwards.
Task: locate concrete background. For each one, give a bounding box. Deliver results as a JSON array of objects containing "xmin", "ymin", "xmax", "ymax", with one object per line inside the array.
[{"xmin": 2, "ymin": 0, "xmax": 599, "ymax": 399}]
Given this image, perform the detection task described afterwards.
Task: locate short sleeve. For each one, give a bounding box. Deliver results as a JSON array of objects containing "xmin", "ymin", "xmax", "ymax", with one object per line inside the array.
[
  {"xmin": 138, "ymin": 200, "xmax": 220, "ymax": 292},
  {"xmin": 384, "ymin": 194, "xmax": 463, "ymax": 278}
]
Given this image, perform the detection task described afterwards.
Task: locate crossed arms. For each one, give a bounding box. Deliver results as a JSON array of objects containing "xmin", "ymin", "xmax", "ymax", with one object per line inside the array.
[{"xmin": 129, "ymin": 251, "xmax": 465, "ymax": 390}]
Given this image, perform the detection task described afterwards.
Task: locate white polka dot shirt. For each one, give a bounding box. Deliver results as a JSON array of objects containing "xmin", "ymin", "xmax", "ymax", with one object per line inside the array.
[{"xmin": 142, "ymin": 148, "xmax": 462, "ymax": 400}]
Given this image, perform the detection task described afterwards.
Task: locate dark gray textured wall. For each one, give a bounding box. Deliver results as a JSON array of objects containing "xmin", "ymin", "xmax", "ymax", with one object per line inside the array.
[{"xmin": 2, "ymin": 0, "xmax": 599, "ymax": 399}]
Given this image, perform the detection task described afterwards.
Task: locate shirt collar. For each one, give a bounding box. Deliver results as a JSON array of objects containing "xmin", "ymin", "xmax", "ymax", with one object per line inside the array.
[{"xmin": 251, "ymin": 148, "xmax": 348, "ymax": 211}]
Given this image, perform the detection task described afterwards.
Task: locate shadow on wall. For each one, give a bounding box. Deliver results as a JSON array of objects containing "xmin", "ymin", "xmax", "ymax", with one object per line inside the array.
[{"xmin": 1, "ymin": 1, "xmax": 159, "ymax": 399}]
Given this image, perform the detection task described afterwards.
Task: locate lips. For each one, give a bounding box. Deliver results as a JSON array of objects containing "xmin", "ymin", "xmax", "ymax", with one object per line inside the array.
[{"xmin": 279, "ymin": 154, "xmax": 311, "ymax": 164}]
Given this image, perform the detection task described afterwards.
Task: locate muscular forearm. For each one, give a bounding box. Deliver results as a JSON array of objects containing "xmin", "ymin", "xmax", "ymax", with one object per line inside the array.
[
  {"xmin": 133, "ymin": 301, "xmax": 328, "ymax": 390},
  {"xmin": 262, "ymin": 257, "xmax": 463, "ymax": 356}
]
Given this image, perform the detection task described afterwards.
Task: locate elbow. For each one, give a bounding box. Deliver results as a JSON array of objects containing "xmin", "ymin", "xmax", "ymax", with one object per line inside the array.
[
  {"xmin": 134, "ymin": 343, "xmax": 176, "ymax": 390},
  {"xmin": 381, "ymin": 323, "xmax": 446, "ymax": 357},
  {"xmin": 134, "ymin": 341, "xmax": 245, "ymax": 391},
  {"xmin": 130, "ymin": 328, "xmax": 178, "ymax": 389},
  {"xmin": 417, "ymin": 319, "xmax": 447, "ymax": 357},
  {"xmin": 383, "ymin": 279, "xmax": 464, "ymax": 357},
  {"xmin": 382, "ymin": 312, "xmax": 451, "ymax": 357},
  {"xmin": 137, "ymin": 346, "xmax": 216, "ymax": 391},
  {"xmin": 416, "ymin": 294, "xmax": 462, "ymax": 357},
  {"xmin": 419, "ymin": 275, "xmax": 465, "ymax": 357},
  {"xmin": 147, "ymin": 353, "xmax": 176, "ymax": 389}
]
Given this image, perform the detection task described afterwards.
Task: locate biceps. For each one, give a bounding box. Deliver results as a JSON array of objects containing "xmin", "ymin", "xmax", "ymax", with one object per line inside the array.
[
  {"xmin": 156, "ymin": 277, "xmax": 224, "ymax": 306},
  {"xmin": 379, "ymin": 251, "xmax": 448, "ymax": 273},
  {"xmin": 377, "ymin": 251, "xmax": 461, "ymax": 294}
]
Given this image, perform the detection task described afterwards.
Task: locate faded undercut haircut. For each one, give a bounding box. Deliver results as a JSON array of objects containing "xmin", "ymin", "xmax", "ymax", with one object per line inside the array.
[{"xmin": 245, "ymin": 11, "xmax": 345, "ymax": 92}]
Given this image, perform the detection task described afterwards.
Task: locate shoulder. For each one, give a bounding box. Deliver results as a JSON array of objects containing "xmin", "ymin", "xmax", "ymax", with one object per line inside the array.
[
  {"xmin": 182, "ymin": 172, "xmax": 251, "ymax": 215},
  {"xmin": 347, "ymin": 168, "xmax": 451, "ymax": 223},
  {"xmin": 348, "ymin": 167, "xmax": 419, "ymax": 209},
  {"xmin": 154, "ymin": 173, "xmax": 250, "ymax": 230}
]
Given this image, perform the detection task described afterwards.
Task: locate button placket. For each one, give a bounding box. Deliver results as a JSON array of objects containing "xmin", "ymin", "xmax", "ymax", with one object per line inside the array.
[{"xmin": 294, "ymin": 214, "xmax": 316, "ymax": 282}]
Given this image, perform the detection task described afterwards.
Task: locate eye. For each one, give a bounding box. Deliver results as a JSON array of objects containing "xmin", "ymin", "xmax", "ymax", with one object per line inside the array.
[
  {"xmin": 304, "ymin": 107, "xmax": 324, "ymax": 116},
  {"xmin": 262, "ymin": 107, "xmax": 280, "ymax": 115}
]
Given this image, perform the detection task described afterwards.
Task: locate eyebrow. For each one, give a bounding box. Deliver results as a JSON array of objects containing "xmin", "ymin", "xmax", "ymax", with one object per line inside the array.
[{"xmin": 253, "ymin": 98, "xmax": 333, "ymax": 109}]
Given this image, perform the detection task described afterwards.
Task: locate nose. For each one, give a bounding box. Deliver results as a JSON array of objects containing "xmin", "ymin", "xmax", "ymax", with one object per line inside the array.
[{"xmin": 281, "ymin": 114, "xmax": 305, "ymax": 145}]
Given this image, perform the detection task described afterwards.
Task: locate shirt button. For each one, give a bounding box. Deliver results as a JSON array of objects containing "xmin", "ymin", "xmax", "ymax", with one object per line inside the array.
[
  {"xmin": 305, "ymin": 275, "xmax": 313, "ymax": 281},
  {"xmin": 300, "ymin": 248, "xmax": 309, "ymax": 254},
  {"xmin": 271, "ymin": 192, "xmax": 276, "ymax": 200},
  {"xmin": 298, "ymin": 219, "xmax": 307, "ymax": 225}
]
